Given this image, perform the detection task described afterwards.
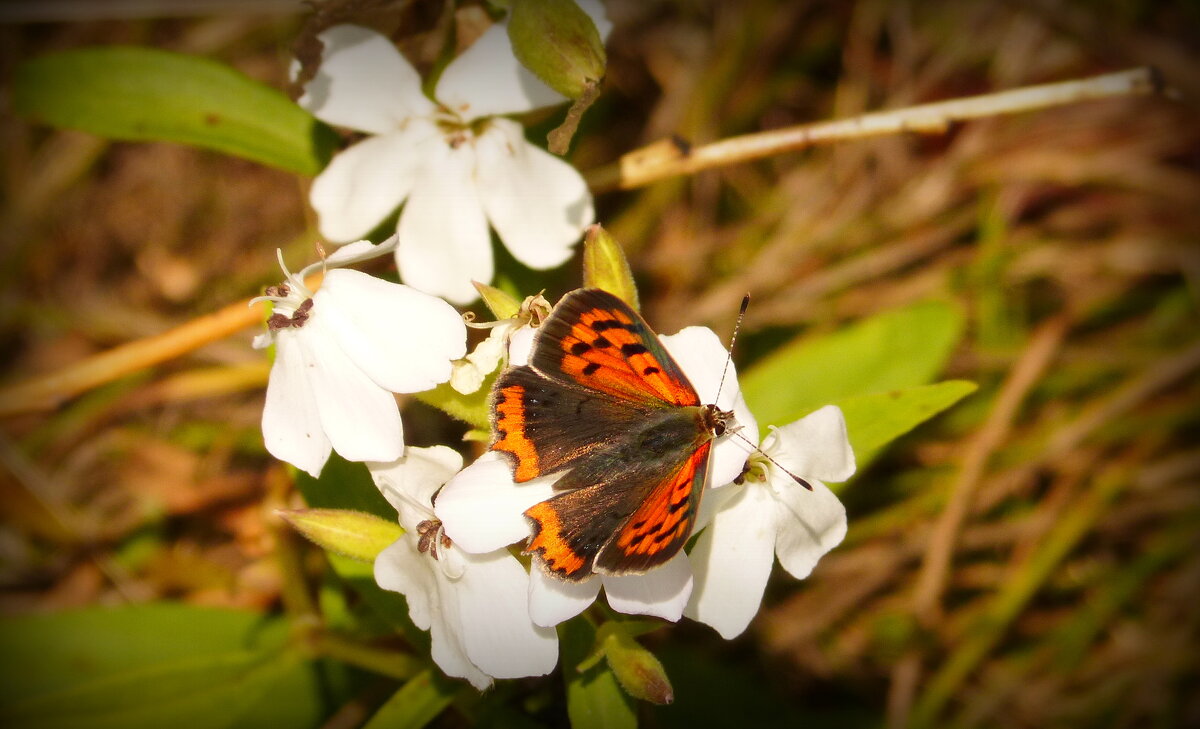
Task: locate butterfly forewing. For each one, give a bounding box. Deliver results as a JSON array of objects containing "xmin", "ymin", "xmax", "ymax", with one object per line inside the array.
[
  {"xmin": 492, "ymin": 365, "xmax": 656, "ymax": 482},
  {"xmin": 530, "ymin": 289, "xmax": 700, "ymax": 407}
]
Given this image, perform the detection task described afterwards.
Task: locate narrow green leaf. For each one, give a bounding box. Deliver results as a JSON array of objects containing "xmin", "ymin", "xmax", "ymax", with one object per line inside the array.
[
  {"xmin": 475, "ymin": 281, "xmax": 522, "ymax": 320},
  {"xmin": 837, "ymin": 380, "xmax": 978, "ymax": 470},
  {"xmin": 0, "ymin": 605, "xmax": 319, "ymax": 729},
  {"xmin": 14, "ymin": 47, "xmax": 337, "ymax": 175},
  {"xmin": 508, "ymin": 0, "xmax": 606, "ymax": 99},
  {"xmin": 280, "ymin": 507, "xmax": 404, "ymax": 563},
  {"xmin": 742, "ymin": 301, "xmax": 965, "ymax": 428},
  {"xmin": 560, "ymin": 619, "xmax": 636, "ymax": 729},
  {"xmin": 363, "ymin": 670, "xmax": 456, "ymax": 729}
]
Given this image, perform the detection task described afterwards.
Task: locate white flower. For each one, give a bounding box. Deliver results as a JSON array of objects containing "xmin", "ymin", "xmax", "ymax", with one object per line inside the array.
[
  {"xmin": 435, "ymin": 326, "xmax": 758, "ymax": 627},
  {"xmin": 449, "ymin": 292, "xmax": 551, "ymax": 394},
  {"xmin": 299, "ymin": 2, "xmax": 610, "ymax": 305},
  {"xmin": 685, "ymin": 405, "xmax": 854, "ymax": 639},
  {"xmin": 253, "ymin": 240, "xmax": 466, "ymax": 477},
  {"xmin": 370, "ymin": 446, "xmax": 558, "ymax": 690}
]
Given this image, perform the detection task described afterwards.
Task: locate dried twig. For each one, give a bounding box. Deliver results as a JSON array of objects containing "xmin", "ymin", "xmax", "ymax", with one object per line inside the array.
[{"xmin": 586, "ymin": 68, "xmax": 1160, "ymax": 192}]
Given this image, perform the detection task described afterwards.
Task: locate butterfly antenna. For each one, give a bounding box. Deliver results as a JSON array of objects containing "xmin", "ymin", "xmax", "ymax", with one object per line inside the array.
[
  {"xmin": 713, "ymin": 294, "xmax": 750, "ymax": 406},
  {"xmin": 713, "ymin": 295, "xmax": 812, "ymax": 491},
  {"xmin": 729, "ymin": 430, "xmax": 814, "ymax": 491}
]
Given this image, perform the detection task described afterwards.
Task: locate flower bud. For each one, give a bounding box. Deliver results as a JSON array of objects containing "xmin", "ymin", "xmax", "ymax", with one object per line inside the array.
[
  {"xmin": 507, "ymin": 0, "xmax": 606, "ymax": 100},
  {"xmin": 582, "ymin": 224, "xmax": 639, "ymax": 310}
]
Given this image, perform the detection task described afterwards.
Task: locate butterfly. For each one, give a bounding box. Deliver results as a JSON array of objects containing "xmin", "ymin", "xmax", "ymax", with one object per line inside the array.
[{"xmin": 489, "ymin": 288, "xmax": 737, "ymax": 582}]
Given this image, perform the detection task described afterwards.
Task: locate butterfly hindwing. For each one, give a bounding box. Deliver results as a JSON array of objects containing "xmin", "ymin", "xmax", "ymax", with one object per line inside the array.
[
  {"xmin": 530, "ymin": 289, "xmax": 700, "ymax": 407},
  {"xmin": 594, "ymin": 441, "xmax": 711, "ymax": 575},
  {"xmin": 524, "ymin": 441, "xmax": 709, "ymax": 581}
]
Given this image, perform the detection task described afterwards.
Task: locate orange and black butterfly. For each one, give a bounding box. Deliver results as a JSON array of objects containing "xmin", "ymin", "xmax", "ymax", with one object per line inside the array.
[{"xmin": 489, "ymin": 288, "xmax": 736, "ymax": 581}]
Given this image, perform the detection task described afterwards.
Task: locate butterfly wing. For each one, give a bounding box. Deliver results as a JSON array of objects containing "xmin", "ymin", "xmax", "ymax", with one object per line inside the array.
[
  {"xmin": 491, "ymin": 365, "xmax": 655, "ymax": 482},
  {"xmin": 524, "ymin": 442, "xmax": 711, "ymax": 581},
  {"xmin": 529, "ymin": 288, "xmax": 700, "ymax": 407},
  {"xmin": 594, "ymin": 441, "xmax": 711, "ymax": 575}
]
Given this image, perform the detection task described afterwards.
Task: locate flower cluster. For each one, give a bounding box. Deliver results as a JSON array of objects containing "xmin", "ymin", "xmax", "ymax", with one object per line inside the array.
[{"xmin": 257, "ymin": 1, "xmax": 855, "ymax": 694}]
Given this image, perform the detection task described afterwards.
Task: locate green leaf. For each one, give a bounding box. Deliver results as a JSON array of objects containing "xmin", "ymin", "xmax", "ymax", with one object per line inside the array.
[
  {"xmin": 0, "ymin": 604, "xmax": 324, "ymax": 729},
  {"xmin": 508, "ymin": 0, "xmax": 606, "ymax": 99},
  {"xmin": 838, "ymin": 380, "xmax": 978, "ymax": 470},
  {"xmin": 363, "ymin": 670, "xmax": 456, "ymax": 729},
  {"xmin": 415, "ymin": 377, "xmax": 492, "ymax": 430},
  {"xmin": 13, "ymin": 47, "xmax": 337, "ymax": 175},
  {"xmin": 281, "ymin": 508, "xmax": 404, "ymax": 563},
  {"xmin": 742, "ymin": 301, "xmax": 965, "ymax": 428},
  {"xmin": 560, "ymin": 619, "xmax": 636, "ymax": 729}
]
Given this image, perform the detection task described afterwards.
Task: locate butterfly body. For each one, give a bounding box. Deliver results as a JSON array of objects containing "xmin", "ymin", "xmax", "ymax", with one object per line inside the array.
[{"xmin": 489, "ymin": 288, "xmax": 735, "ymax": 582}]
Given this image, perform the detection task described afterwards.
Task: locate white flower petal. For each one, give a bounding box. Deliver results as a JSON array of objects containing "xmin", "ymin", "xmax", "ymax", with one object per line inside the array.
[
  {"xmin": 310, "ymin": 121, "xmax": 439, "ymax": 243},
  {"xmin": 374, "ymin": 538, "xmax": 435, "ymax": 631},
  {"xmin": 316, "ymin": 269, "xmax": 466, "ymax": 394},
  {"xmin": 436, "ymin": 453, "xmax": 558, "ymax": 553},
  {"xmin": 300, "ymin": 24, "xmax": 434, "ymax": 133},
  {"xmin": 528, "ymin": 570, "xmax": 601, "ymax": 627},
  {"xmin": 772, "ymin": 477, "xmax": 847, "ymax": 580},
  {"xmin": 602, "ymin": 553, "xmax": 692, "ymax": 621},
  {"xmin": 368, "ymin": 445, "xmax": 463, "ymax": 523},
  {"xmin": 766, "ymin": 405, "xmax": 856, "ymax": 483},
  {"xmin": 261, "ymin": 333, "xmax": 332, "ymax": 477},
  {"xmin": 508, "ymin": 325, "xmax": 537, "ymax": 367},
  {"xmin": 435, "ymin": 0, "xmax": 612, "ymax": 118},
  {"xmin": 685, "ymin": 482, "xmax": 778, "ymax": 639},
  {"xmin": 396, "ymin": 141, "xmax": 493, "ymax": 304},
  {"xmin": 453, "ymin": 550, "xmax": 559, "ymax": 678},
  {"xmin": 301, "ymin": 313, "xmax": 405, "ymax": 463},
  {"xmin": 375, "ymin": 538, "xmax": 492, "ymax": 691},
  {"xmin": 475, "ymin": 120, "xmax": 592, "ymax": 270},
  {"xmin": 660, "ymin": 326, "xmax": 760, "ymax": 488},
  {"xmin": 309, "ymin": 234, "xmax": 399, "ymax": 274}
]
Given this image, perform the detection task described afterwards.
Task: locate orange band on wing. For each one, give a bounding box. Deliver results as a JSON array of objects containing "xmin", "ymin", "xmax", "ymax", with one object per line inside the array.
[
  {"xmin": 525, "ymin": 502, "xmax": 589, "ymax": 578},
  {"xmin": 491, "ymin": 385, "xmax": 540, "ymax": 481}
]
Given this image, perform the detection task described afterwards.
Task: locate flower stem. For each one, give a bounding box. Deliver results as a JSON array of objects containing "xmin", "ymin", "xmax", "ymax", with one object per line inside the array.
[{"xmin": 308, "ymin": 632, "xmax": 424, "ymax": 680}]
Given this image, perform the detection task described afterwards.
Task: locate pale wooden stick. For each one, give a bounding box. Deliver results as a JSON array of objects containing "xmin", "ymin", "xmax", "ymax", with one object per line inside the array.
[{"xmin": 586, "ymin": 67, "xmax": 1161, "ymax": 192}]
